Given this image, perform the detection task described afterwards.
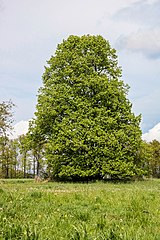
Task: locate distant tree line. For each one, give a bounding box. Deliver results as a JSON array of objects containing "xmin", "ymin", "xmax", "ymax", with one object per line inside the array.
[{"xmin": 0, "ymin": 101, "xmax": 44, "ymax": 179}]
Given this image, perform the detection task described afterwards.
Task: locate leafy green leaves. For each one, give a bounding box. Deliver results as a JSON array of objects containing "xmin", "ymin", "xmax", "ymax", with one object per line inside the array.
[{"xmin": 32, "ymin": 35, "xmax": 144, "ymax": 181}]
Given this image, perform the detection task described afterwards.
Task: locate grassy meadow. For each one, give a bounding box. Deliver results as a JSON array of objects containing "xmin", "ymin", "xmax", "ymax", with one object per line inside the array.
[{"xmin": 0, "ymin": 179, "xmax": 160, "ymax": 240}]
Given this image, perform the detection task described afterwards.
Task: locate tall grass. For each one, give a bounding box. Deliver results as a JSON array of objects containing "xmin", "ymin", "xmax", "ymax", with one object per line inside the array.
[{"xmin": 0, "ymin": 179, "xmax": 160, "ymax": 239}]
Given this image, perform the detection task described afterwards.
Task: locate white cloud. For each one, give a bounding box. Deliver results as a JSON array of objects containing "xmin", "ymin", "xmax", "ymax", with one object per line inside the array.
[
  {"xmin": 142, "ymin": 122, "xmax": 160, "ymax": 142},
  {"xmin": 0, "ymin": 0, "xmax": 136, "ymax": 50},
  {"xmin": 114, "ymin": 0, "xmax": 160, "ymax": 59},
  {"xmin": 114, "ymin": 0, "xmax": 160, "ymax": 27},
  {"xmin": 9, "ymin": 120, "xmax": 29, "ymax": 139},
  {"xmin": 116, "ymin": 29, "xmax": 160, "ymax": 58}
]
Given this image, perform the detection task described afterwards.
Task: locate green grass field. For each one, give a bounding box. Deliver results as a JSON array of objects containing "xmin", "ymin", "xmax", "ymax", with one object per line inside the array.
[{"xmin": 0, "ymin": 179, "xmax": 160, "ymax": 239}]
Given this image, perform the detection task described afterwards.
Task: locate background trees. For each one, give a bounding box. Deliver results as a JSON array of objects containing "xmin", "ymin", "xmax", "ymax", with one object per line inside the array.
[
  {"xmin": 149, "ymin": 140, "xmax": 160, "ymax": 178},
  {"xmin": 0, "ymin": 100, "xmax": 14, "ymax": 137},
  {"xmin": 29, "ymin": 35, "xmax": 144, "ymax": 181},
  {"xmin": 0, "ymin": 101, "xmax": 15, "ymax": 178},
  {"xmin": 0, "ymin": 100, "xmax": 45, "ymax": 179}
]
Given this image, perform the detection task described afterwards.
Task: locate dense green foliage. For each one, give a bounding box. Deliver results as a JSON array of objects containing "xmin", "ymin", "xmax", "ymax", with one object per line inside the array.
[
  {"xmin": 31, "ymin": 35, "xmax": 144, "ymax": 180},
  {"xmin": 148, "ymin": 140, "xmax": 160, "ymax": 178},
  {"xmin": 0, "ymin": 180, "xmax": 160, "ymax": 239}
]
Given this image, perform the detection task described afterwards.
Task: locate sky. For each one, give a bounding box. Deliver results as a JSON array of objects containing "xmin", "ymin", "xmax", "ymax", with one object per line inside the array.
[{"xmin": 0, "ymin": 0, "xmax": 160, "ymax": 140}]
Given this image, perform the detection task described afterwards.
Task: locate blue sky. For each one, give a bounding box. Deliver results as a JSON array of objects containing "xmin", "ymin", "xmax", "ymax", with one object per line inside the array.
[{"xmin": 0, "ymin": 0, "xmax": 160, "ymax": 135}]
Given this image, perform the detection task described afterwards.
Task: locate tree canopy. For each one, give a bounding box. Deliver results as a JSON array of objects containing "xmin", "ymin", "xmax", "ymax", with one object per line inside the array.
[
  {"xmin": 30, "ymin": 35, "xmax": 144, "ymax": 181},
  {"xmin": 0, "ymin": 100, "xmax": 14, "ymax": 137}
]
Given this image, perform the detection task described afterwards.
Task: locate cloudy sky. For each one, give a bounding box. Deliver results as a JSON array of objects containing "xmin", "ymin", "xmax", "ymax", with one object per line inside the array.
[{"xmin": 0, "ymin": 0, "xmax": 160, "ymax": 139}]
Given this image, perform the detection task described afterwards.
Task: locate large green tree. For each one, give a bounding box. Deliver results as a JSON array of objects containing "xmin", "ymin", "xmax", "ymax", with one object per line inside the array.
[{"xmin": 31, "ymin": 35, "xmax": 144, "ymax": 181}]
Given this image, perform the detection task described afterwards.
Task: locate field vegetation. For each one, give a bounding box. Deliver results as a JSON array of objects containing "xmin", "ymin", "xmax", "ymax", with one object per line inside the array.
[{"xmin": 0, "ymin": 179, "xmax": 160, "ymax": 239}]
